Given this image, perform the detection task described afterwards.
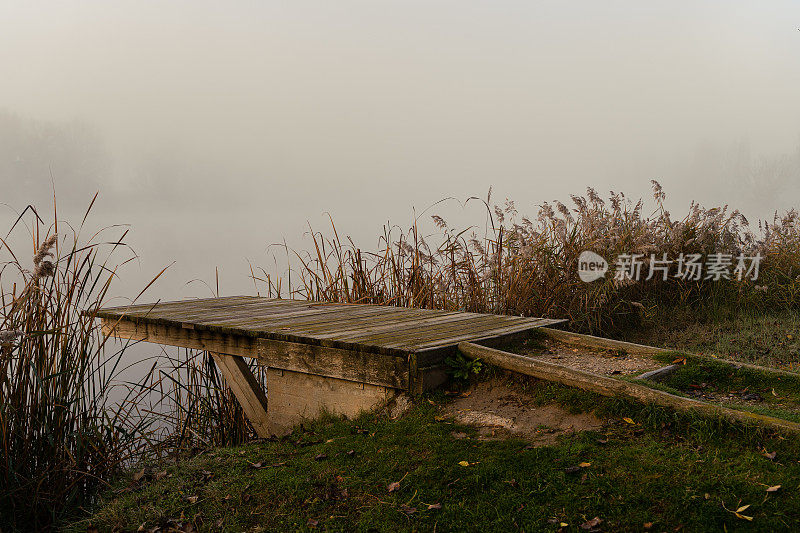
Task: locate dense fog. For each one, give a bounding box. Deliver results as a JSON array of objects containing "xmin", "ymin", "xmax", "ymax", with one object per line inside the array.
[{"xmin": 2, "ymin": 1, "xmax": 799, "ymax": 301}]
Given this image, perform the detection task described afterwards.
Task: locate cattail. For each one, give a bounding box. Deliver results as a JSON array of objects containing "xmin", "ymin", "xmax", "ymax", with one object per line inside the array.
[
  {"xmin": 586, "ymin": 187, "xmax": 603, "ymax": 207},
  {"xmin": 0, "ymin": 329, "xmax": 23, "ymax": 343},
  {"xmin": 31, "ymin": 234, "xmax": 58, "ymax": 281},
  {"xmin": 555, "ymin": 201, "xmax": 571, "ymax": 219},
  {"xmin": 33, "ymin": 260, "xmax": 56, "ymax": 279},
  {"xmin": 33, "ymin": 234, "xmax": 57, "ymax": 266}
]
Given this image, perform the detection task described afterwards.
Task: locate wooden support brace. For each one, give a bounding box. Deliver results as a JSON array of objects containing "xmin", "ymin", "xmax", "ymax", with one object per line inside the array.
[
  {"xmin": 210, "ymin": 352, "xmax": 271, "ymax": 438},
  {"xmin": 458, "ymin": 341, "xmax": 800, "ymax": 434}
]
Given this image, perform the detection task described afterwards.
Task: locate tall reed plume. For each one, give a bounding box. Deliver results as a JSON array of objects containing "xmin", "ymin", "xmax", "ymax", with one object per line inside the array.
[
  {"xmin": 254, "ymin": 182, "xmax": 800, "ymax": 334},
  {"xmin": 0, "ymin": 202, "xmax": 160, "ymax": 530}
]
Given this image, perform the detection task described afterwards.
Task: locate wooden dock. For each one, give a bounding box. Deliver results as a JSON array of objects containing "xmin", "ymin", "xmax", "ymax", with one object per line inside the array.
[{"xmin": 98, "ymin": 296, "xmax": 563, "ymax": 436}]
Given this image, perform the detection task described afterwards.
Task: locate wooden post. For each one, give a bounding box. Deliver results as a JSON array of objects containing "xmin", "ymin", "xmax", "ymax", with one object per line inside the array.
[{"xmin": 210, "ymin": 353, "xmax": 271, "ymax": 438}]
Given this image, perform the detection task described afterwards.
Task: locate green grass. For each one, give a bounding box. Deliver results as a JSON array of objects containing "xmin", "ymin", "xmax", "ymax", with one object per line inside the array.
[
  {"xmin": 617, "ymin": 306, "xmax": 800, "ymax": 370},
  {"xmin": 67, "ymin": 378, "xmax": 800, "ymax": 533}
]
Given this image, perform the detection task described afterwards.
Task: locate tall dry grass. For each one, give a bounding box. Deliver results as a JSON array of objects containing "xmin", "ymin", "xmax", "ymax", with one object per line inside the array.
[
  {"xmin": 0, "ymin": 202, "xmax": 163, "ymax": 530},
  {"xmin": 254, "ymin": 182, "xmax": 800, "ymax": 334},
  {"xmin": 3, "ymin": 184, "xmax": 798, "ymax": 529},
  {"xmin": 132, "ymin": 349, "xmax": 266, "ymax": 458}
]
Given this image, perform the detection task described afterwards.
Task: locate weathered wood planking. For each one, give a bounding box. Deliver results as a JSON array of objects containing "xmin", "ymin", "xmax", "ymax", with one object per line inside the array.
[
  {"xmin": 257, "ymin": 339, "xmax": 409, "ymax": 390},
  {"xmin": 98, "ymin": 296, "xmax": 562, "ymax": 436},
  {"xmin": 97, "ymin": 296, "xmax": 563, "ymax": 360}
]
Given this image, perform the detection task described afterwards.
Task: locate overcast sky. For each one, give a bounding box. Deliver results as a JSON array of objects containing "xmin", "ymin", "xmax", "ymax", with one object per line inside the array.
[{"xmin": 1, "ymin": 1, "xmax": 799, "ymax": 301}]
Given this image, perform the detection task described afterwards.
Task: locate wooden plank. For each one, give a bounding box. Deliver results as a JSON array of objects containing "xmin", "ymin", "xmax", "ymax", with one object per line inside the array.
[
  {"xmin": 266, "ymin": 368, "xmax": 396, "ymax": 436},
  {"xmin": 143, "ymin": 302, "xmax": 399, "ymax": 336},
  {"xmin": 370, "ymin": 316, "xmax": 538, "ymax": 350},
  {"xmin": 224, "ymin": 305, "xmax": 400, "ymax": 332},
  {"xmin": 210, "ymin": 352, "xmax": 271, "ymax": 438},
  {"xmin": 257, "ymin": 338, "xmax": 408, "ymax": 389},
  {"xmin": 538, "ymin": 327, "xmax": 800, "ymax": 379},
  {"xmin": 637, "ymin": 365, "xmax": 679, "ymax": 381},
  {"xmin": 538, "ymin": 327, "xmax": 669, "ymax": 356},
  {"xmin": 323, "ymin": 312, "xmax": 485, "ymax": 343},
  {"xmin": 97, "ymin": 295, "xmax": 259, "ymax": 314},
  {"xmin": 409, "ymin": 319, "xmax": 560, "ymax": 351},
  {"xmin": 128, "ymin": 299, "xmax": 305, "ymax": 323},
  {"xmin": 96, "ymin": 298, "xmax": 300, "ymax": 326},
  {"xmin": 99, "ymin": 297, "xmax": 562, "ymax": 357},
  {"xmin": 102, "ymin": 318, "xmax": 258, "ymax": 358},
  {"xmin": 412, "ymin": 323, "xmax": 560, "ymax": 366},
  {"xmin": 310, "ymin": 311, "xmax": 468, "ymax": 341},
  {"xmin": 96, "ymin": 296, "xmax": 273, "ymax": 318},
  {"xmin": 458, "ymin": 341, "xmax": 800, "ymax": 434},
  {"xmin": 343, "ymin": 314, "xmax": 513, "ymax": 347}
]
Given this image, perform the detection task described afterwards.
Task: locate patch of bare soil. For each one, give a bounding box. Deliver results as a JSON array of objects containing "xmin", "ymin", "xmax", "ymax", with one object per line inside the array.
[
  {"xmin": 517, "ymin": 337, "xmax": 662, "ymax": 376},
  {"xmin": 442, "ymin": 379, "xmax": 603, "ymax": 446}
]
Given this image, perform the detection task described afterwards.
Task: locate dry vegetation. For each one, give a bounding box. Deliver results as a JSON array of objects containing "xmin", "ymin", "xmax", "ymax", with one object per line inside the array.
[
  {"xmin": 255, "ymin": 182, "xmax": 800, "ymax": 334},
  {"xmin": 0, "ymin": 203, "xmax": 154, "ymax": 528},
  {"xmin": 0, "ymin": 202, "xmax": 259, "ymax": 530},
  {"xmin": 2, "ymin": 184, "xmax": 800, "ymax": 529}
]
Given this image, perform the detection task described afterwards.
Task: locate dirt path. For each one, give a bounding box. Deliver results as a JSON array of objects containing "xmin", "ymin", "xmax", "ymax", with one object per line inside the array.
[
  {"xmin": 517, "ymin": 337, "xmax": 662, "ymax": 376},
  {"xmin": 442, "ymin": 379, "xmax": 603, "ymax": 446}
]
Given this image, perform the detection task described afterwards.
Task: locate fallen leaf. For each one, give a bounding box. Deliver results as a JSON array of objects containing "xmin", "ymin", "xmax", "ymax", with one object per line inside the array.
[
  {"xmin": 250, "ymin": 461, "xmax": 286, "ymax": 469},
  {"xmin": 579, "ymin": 462, "xmax": 592, "ymax": 468},
  {"xmin": 428, "ymin": 502, "xmax": 442, "ymax": 510},
  {"xmin": 564, "ymin": 466, "xmax": 582, "ymax": 474},
  {"xmin": 136, "ymin": 524, "xmax": 145, "ymax": 532},
  {"xmin": 580, "ymin": 516, "xmax": 602, "ymax": 530},
  {"xmin": 400, "ymin": 504, "xmax": 417, "ymax": 515},
  {"xmin": 734, "ymin": 512, "xmax": 753, "ymax": 521},
  {"xmin": 132, "ymin": 469, "xmax": 146, "ymax": 483},
  {"xmin": 560, "ymin": 523, "xmax": 569, "ymax": 528},
  {"xmin": 387, "ymin": 481, "xmax": 401, "ymax": 493},
  {"xmin": 622, "ymin": 417, "xmax": 636, "ymax": 425},
  {"xmin": 763, "ymin": 450, "xmax": 777, "ymax": 460},
  {"xmin": 314, "ymin": 453, "xmax": 328, "ymax": 461},
  {"xmin": 307, "ymin": 518, "xmax": 319, "ymax": 528},
  {"xmin": 458, "ymin": 460, "xmax": 470, "ymax": 467},
  {"xmin": 185, "ymin": 495, "xmax": 199, "ymax": 504},
  {"xmin": 736, "ymin": 505, "xmax": 750, "ymax": 513},
  {"xmin": 672, "ymin": 357, "xmax": 687, "ymax": 365},
  {"xmin": 346, "ymin": 449, "xmax": 356, "ymax": 456},
  {"xmin": 643, "ymin": 522, "xmax": 653, "ymax": 530},
  {"xmin": 154, "ymin": 470, "xmax": 168, "ymax": 481},
  {"xmin": 767, "ymin": 485, "xmax": 781, "ymax": 493}
]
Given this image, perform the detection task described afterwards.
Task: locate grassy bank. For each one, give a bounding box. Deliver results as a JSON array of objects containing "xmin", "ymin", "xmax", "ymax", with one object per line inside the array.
[
  {"xmin": 7, "ymin": 186, "xmax": 800, "ymax": 530},
  {"xmin": 616, "ymin": 305, "xmax": 800, "ymax": 371},
  {"xmin": 69, "ymin": 375, "xmax": 800, "ymax": 532}
]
